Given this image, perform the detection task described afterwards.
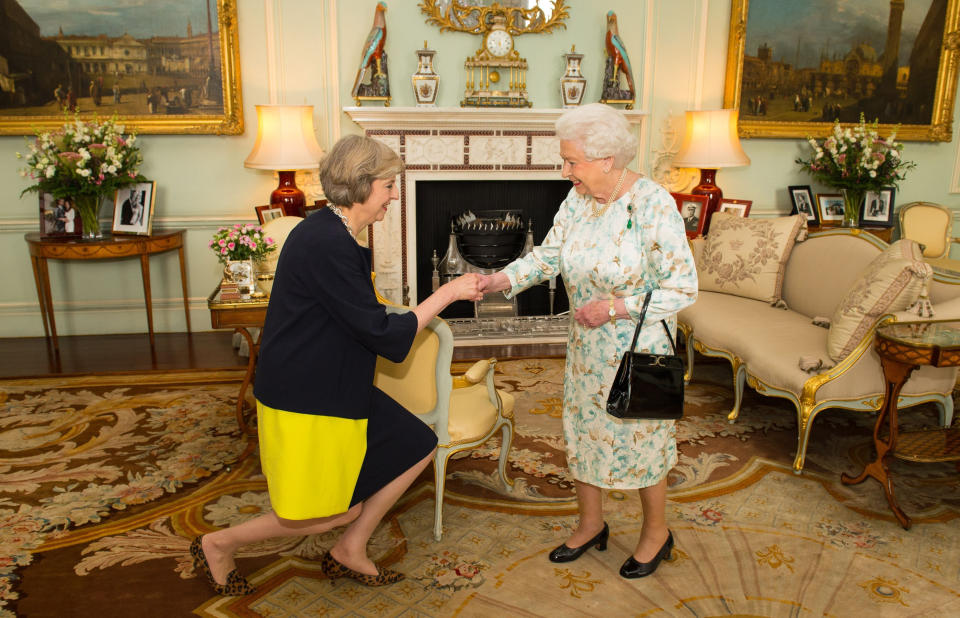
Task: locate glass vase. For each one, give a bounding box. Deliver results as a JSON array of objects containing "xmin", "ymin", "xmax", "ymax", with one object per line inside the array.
[
  {"xmin": 74, "ymin": 193, "xmax": 106, "ymax": 240},
  {"xmin": 840, "ymin": 188, "xmax": 864, "ymax": 228}
]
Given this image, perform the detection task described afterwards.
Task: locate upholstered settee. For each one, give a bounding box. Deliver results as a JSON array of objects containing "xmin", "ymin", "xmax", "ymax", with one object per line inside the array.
[{"xmin": 678, "ymin": 218, "xmax": 960, "ymax": 473}]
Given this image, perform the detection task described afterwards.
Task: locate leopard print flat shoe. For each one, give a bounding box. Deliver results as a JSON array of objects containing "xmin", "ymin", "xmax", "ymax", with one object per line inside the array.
[
  {"xmin": 319, "ymin": 551, "xmax": 404, "ymax": 586},
  {"xmin": 190, "ymin": 536, "xmax": 257, "ymax": 596}
]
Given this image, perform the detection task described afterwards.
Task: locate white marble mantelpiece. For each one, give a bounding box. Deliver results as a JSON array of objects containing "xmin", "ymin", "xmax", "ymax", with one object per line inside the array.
[{"xmin": 343, "ymin": 107, "xmax": 647, "ymax": 305}]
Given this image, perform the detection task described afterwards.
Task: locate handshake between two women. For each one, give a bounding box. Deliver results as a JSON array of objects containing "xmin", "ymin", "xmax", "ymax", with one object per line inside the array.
[{"xmin": 436, "ymin": 271, "xmax": 511, "ymax": 304}]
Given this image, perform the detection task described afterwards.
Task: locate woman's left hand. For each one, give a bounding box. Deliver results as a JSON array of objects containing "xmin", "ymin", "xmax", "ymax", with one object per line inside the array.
[{"xmin": 573, "ymin": 299, "xmax": 611, "ymax": 328}]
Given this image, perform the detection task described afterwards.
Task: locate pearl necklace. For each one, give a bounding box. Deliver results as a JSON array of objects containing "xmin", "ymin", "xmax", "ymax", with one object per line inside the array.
[
  {"xmin": 328, "ymin": 204, "xmax": 354, "ymax": 236},
  {"xmin": 590, "ymin": 168, "xmax": 628, "ymax": 217}
]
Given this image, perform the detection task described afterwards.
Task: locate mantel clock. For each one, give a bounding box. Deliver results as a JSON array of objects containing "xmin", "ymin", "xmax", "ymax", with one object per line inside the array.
[
  {"xmin": 463, "ymin": 15, "xmax": 530, "ymax": 107},
  {"xmin": 419, "ymin": 0, "xmax": 569, "ymax": 108}
]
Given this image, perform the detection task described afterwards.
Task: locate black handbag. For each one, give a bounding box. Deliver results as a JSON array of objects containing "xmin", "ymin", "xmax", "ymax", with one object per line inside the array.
[{"xmin": 606, "ymin": 292, "xmax": 685, "ymax": 420}]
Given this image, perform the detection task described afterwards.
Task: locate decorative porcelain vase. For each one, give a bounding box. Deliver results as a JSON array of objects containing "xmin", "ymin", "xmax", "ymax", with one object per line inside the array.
[
  {"xmin": 74, "ymin": 193, "xmax": 107, "ymax": 240},
  {"xmin": 412, "ymin": 42, "xmax": 439, "ymax": 107},
  {"xmin": 560, "ymin": 46, "xmax": 586, "ymax": 108},
  {"xmin": 223, "ymin": 259, "xmax": 255, "ymax": 298},
  {"xmin": 840, "ymin": 188, "xmax": 864, "ymax": 228}
]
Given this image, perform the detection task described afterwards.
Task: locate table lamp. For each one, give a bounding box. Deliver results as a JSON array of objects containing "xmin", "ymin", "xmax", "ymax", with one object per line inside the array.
[
  {"xmin": 672, "ymin": 109, "xmax": 750, "ymax": 235},
  {"xmin": 244, "ymin": 104, "xmax": 325, "ymax": 217}
]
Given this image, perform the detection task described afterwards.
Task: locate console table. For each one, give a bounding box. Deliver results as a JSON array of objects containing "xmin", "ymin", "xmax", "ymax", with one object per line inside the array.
[
  {"xmin": 25, "ymin": 230, "xmax": 191, "ymax": 354},
  {"xmin": 841, "ymin": 319, "xmax": 960, "ymax": 529},
  {"xmin": 807, "ymin": 225, "xmax": 893, "ymax": 243},
  {"xmin": 208, "ymin": 286, "xmax": 268, "ymax": 462}
]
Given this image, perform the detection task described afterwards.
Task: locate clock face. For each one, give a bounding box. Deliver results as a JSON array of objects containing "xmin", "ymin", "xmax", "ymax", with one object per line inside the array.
[{"xmin": 485, "ymin": 29, "xmax": 512, "ymax": 57}]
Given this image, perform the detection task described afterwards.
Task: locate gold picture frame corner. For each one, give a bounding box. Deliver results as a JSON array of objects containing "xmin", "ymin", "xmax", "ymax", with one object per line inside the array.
[{"xmin": 722, "ymin": 0, "xmax": 960, "ymax": 142}]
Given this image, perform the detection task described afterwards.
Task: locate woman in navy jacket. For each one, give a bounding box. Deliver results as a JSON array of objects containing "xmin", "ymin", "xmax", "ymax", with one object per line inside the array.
[{"xmin": 191, "ymin": 135, "xmax": 483, "ymax": 594}]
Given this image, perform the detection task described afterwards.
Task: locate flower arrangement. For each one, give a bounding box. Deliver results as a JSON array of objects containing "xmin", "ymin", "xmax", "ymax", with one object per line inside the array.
[
  {"xmin": 796, "ymin": 114, "xmax": 914, "ymax": 226},
  {"xmin": 209, "ymin": 224, "xmax": 277, "ymax": 264},
  {"xmin": 17, "ymin": 114, "xmax": 146, "ymax": 237},
  {"xmin": 795, "ymin": 114, "xmax": 915, "ymax": 191}
]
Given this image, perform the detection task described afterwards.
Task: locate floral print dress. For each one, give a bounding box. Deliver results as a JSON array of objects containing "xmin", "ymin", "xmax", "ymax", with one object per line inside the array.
[{"xmin": 502, "ymin": 178, "xmax": 698, "ymax": 489}]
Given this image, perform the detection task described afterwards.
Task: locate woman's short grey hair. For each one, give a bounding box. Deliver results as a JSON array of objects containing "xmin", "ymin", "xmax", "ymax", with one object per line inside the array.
[
  {"xmin": 319, "ymin": 135, "xmax": 403, "ymax": 207},
  {"xmin": 555, "ymin": 103, "xmax": 638, "ymax": 168}
]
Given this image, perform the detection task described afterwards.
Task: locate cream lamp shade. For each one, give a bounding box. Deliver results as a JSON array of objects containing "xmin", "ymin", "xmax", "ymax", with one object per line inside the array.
[
  {"xmin": 245, "ymin": 104, "xmax": 325, "ymax": 217},
  {"xmin": 672, "ymin": 109, "xmax": 750, "ymax": 236},
  {"xmin": 244, "ymin": 104, "xmax": 325, "ymax": 170},
  {"xmin": 672, "ymin": 109, "xmax": 750, "ymax": 169}
]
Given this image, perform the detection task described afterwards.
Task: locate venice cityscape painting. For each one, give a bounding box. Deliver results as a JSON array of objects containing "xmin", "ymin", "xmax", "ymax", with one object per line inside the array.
[
  {"xmin": 0, "ymin": 0, "xmax": 242, "ymax": 134},
  {"xmin": 723, "ymin": 0, "xmax": 960, "ymax": 141}
]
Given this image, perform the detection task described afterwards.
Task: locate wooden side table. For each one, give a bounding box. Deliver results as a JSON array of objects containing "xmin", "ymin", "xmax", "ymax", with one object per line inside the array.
[
  {"xmin": 25, "ymin": 230, "xmax": 191, "ymax": 354},
  {"xmin": 208, "ymin": 286, "xmax": 268, "ymax": 462},
  {"xmin": 841, "ymin": 319, "xmax": 960, "ymax": 528},
  {"xmin": 807, "ymin": 225, "xmax": 893, "ymax": 243}
]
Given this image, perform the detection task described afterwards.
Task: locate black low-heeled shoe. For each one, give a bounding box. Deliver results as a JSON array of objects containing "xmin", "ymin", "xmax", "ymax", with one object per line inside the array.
[
  {"xmin": 619, "ymin": 530, "xmax": 674, "ymax": 579},
  {"xmin": 548, "ymin": 523, "xmax": 609, "ymax": 563}
]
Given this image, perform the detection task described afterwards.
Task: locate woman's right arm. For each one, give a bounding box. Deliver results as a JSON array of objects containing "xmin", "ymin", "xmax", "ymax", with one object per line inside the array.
[
  {"xmin": 412, "ymin": 274, "xmax": 483, "ymax": 332},
  {"xmin": 482, "ymin": 194, "xmax": 574, "ymax": 297}
]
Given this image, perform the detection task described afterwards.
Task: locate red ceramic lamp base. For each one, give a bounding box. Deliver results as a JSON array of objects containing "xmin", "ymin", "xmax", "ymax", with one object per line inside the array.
[
  {"xmin": 270, "ymin": 170, "xmax": 306, "ymax": 218},
  {"xmin": 690, "ymin": 169, "xmax": 722, "ymax": 235}
]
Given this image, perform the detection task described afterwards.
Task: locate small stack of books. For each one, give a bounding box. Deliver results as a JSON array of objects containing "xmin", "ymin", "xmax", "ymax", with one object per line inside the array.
[{"xmin": 219, "ymin": 282, "xmax": 241, "ymax": 301}]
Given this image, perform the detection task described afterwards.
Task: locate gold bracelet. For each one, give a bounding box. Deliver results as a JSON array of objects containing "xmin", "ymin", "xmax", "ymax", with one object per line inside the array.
[{"xmin": 609, "ymin": 299, "xmax": 617, "ymax": 325}]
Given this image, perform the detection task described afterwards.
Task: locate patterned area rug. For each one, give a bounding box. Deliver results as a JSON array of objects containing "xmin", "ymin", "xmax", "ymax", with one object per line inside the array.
[{"xmin": 2, "ymin": 359, "xmax": 959, "ymax": 616}]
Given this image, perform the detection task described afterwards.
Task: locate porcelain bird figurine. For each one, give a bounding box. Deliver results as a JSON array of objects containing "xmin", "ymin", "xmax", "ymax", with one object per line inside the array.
[
  {"xmin": 352, "ymin": 2, "xmax": 388, "ymax": 98},
  {"xmin": 604, "ymin": 11, "xmax": 635, "ymax": 98}
]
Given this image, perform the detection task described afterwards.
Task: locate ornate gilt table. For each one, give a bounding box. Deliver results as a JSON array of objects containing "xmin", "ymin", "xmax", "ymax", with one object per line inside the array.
[
  {"xmin": 841, "ymin": 320, "xmax": 960, "ymax": 529},
  {"xmin": 207, "ymin": 286, "xmax": 268, "ymax": 461},
  {"xmin": 25, "ymin": 230, "xmax": 191, "ymax": 354}
]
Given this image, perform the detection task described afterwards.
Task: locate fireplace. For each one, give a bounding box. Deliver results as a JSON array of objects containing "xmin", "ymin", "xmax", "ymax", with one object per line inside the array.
[
  {"xmin": 343, "ymin": 107, "xmax": 646, "ymax": 337},
  {"xmin": 415, "ymin": 179, "xmax": 571, "ymax": 319}
]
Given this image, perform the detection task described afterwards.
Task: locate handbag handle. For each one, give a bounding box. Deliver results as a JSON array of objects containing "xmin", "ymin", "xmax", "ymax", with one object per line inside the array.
[{"xmin": 627, "ymin": 291, "xmax": 678, "ymax": 355}]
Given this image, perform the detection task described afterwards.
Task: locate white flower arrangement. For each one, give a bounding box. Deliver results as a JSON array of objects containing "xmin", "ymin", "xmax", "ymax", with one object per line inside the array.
[{"xmin": 796, "ymin": 114, "xmax": 914, "ymax": 191}]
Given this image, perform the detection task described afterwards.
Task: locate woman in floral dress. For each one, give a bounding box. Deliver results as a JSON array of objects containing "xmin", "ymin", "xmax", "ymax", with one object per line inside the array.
[{"xmin": 479, "ymin": 103, "xmax": 697, "ymax": 578}]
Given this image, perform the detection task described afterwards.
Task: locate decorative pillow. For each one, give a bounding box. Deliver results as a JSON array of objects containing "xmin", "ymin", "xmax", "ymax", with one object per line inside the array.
[
  {"xmin": 826, "ymin": 239, "xmax": 932, "ymax": 361},
  {"xmin": 697, "ymin": 212, "xmax": 807, "ymax": 303}
]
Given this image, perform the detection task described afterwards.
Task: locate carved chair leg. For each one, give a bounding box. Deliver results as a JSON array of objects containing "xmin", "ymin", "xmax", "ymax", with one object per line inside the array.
[
  {"xmin": 792, "ymin": 403, "xmax": 818, "ymax": 474},
  {"xmin": 728, "ymin": 362, "xmax": 746, "ymax": 423},
  {"xmin": 497, "ymin": 421, "xmax": 515, "ymax": 488},
  {"xmin": 684, "ymin": 334, "xmax": 695, "ymax": 384},
  {"xmin": 432, "ymin": 448, "xmax": 450, "ymax": 541},
  {"xmin": 937, "ymin": 394, "xmax": 954, "ymax": 427}
]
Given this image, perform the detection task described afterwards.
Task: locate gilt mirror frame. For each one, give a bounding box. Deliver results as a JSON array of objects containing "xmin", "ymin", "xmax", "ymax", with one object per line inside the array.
[
  {"xmin": 722, "ymin": 0, "xmax": 960, "ymax": 141},
  {"xmin": 419, "ymin": 0, "xmax": 569, "ymax": 35},
  {"xmin": 0, "ymin": 0, "xmax": 242, "ymax": 135}
]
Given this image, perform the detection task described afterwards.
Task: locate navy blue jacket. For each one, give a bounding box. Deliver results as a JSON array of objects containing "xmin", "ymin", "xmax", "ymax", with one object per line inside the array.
[{"xmin": 254, "ymin": 207, "xmax": 418, "ymax": 418}]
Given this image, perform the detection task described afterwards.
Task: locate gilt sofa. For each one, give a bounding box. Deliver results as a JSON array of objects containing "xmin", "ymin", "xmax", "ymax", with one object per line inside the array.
[{"xmin": 678, "ymin": 216, "xmax": 960, "ymax": 473}]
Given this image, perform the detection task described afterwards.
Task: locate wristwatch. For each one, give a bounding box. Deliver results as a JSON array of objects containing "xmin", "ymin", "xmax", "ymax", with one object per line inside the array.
[{"xmin": 609, "ymin": 299, "xmax": 617, "ymax": 325}]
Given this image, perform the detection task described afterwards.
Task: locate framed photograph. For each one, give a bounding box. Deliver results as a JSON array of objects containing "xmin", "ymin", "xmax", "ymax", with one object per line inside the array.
[
  {"xmin": 671, "ymin": 192, "xmax": 710, "ymax": 238},
  {"xmin": 303, "ymin": 199, "xmax": 328, "ymax": 217},
  {"xmin": 255, "ymin": 205, "xmax": 284, "ymax": 225},
  {"xmin": 718, "ymin": 198, "xmax": 752, "ymax": 218},
  {"xmin": 788, "ymin": 185, "xmax": 819, "ymax": 225},
  {"xmin": 722, "ymin": 0, "xmax": 960, "ymax": 141},
  {"xmin": 0, "ymin": 0, "xmax": 242, "ymax": 135},
  {"xmin": 861, "ymin": 188, "xmax": 897, "ymax": 228},
  {"xmin": 39, "ymin": 193, "xmax": 82, "ymax": 238},
  {"xmin": 816, "ymin": 193, "xmax": 848, "ymax": 226},
  {"xmin": 111, "ymin": 182, "xmax": 155, "ymax": 236}
]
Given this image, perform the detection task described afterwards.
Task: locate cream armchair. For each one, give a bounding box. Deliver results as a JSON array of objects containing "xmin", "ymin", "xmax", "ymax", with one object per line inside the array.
[
  {"xmin": 899, "ymin": 201, "xmax": 960, "ymax": 273},
  {"xmin": 373, "ymin": 305, "xmax": 515, "ymax": 540}
]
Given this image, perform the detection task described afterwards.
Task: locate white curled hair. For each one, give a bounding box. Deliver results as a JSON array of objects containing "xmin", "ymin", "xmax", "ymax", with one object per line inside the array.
[{"xmin": 555, "ymin": 103, "xmax": 637, "ymax": 167}]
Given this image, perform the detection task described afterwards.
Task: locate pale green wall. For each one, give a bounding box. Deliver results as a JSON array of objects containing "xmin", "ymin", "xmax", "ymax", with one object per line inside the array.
[{"xmin": 1, "ymin": 0, "xmax": 958, "ymax": 338}]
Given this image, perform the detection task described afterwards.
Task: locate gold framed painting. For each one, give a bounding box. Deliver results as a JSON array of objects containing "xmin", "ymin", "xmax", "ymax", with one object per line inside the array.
[
  {"xmin": 0, "ymin": 0, "xmax": 242, "ymax": 135},
  {"xmin": 723, "ymin": 0, "xmax": 960, "ymax": 141}
]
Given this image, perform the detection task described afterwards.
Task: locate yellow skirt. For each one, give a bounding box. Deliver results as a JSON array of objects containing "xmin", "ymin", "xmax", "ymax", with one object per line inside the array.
[{"xmin": 257, "ymin": 401, "xmax": 368, "ymax": 520}]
